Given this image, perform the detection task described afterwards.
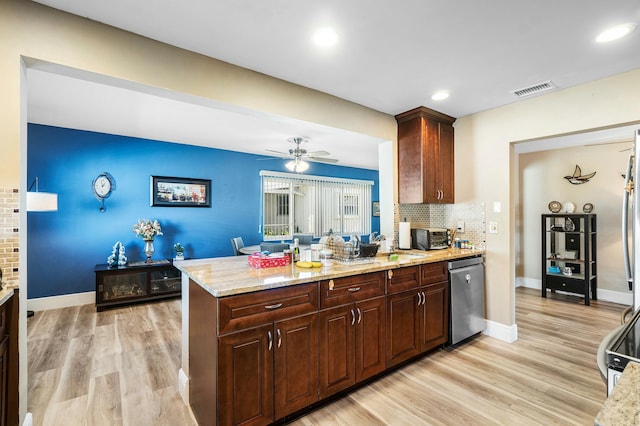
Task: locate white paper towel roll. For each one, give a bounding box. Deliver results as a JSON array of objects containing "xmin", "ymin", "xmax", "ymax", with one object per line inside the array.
[{"xmin": 398, "ymin": 221, "xmax": 411, "ymax": 249}]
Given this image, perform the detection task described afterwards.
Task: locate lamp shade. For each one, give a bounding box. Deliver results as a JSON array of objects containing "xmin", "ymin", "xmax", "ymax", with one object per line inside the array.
[{"xmin": 27, "ymin": 192, "xmax": 58, "ymax": 212}]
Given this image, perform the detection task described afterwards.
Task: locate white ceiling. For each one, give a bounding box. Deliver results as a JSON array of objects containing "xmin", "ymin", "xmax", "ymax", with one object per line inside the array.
[{"xmin": 28, "ymin": 0, "xmax": 640, "ymax": 169}]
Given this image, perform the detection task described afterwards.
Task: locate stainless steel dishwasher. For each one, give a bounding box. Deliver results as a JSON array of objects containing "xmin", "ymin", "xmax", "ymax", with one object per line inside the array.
[{"xmin": 448, "ymin": 256, "xmax": 485, "ymax": 345}]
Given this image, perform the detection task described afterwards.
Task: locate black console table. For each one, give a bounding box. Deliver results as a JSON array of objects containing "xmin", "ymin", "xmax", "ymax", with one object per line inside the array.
[
  {"xmin": 541, "ymin": 213, "xmax": 597, "ymax": 305},
  {"xmin": 95, "ymin": 260, "xmax": 181, "ymax": 311}
]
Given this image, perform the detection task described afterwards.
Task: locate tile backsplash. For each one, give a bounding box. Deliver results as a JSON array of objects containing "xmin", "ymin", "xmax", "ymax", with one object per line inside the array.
[
  {"xmin": 394, "ymin": 202, "xmax": 486, "ymax": 249},
  {"xmin": 0, "ymin": 188, "xmax": 20, "ymax": 287}
]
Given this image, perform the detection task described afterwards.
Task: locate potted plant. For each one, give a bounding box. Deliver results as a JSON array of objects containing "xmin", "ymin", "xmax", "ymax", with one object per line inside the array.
[{"xmin": 173, "ymin": 242, "xmax": 185, "ymax": 260}]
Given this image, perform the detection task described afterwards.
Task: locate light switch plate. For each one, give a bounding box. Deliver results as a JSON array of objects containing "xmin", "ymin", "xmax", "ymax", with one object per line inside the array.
[{"xmin": 489, "ymin": 221, "xmax": 498, "ymax": 234}]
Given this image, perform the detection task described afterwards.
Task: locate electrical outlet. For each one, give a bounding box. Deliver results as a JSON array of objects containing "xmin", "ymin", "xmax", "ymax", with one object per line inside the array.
[
  {"xmin": 457, "ymin": 220, "xmax": 465, "ymax": 233},
  {"xmin": 489, "ymin": 221, "xmax": 498, "ymax": 234}
]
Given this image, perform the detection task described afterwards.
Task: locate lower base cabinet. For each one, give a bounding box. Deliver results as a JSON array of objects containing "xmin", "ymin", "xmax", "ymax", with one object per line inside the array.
[
  {"xmin": 219, "ymin": 313, "xmax": 319, "ymax": 425},
  {"xmin": 189, "ymin": 260, "xmax": 456, "ymax": 426},
  {"xmin": 386, "ymin": 265, "xmax": 449, "ymax": 368},
  {"xmin": 319, "ymin": 296, "xmax": 386, "ymax": 399}
]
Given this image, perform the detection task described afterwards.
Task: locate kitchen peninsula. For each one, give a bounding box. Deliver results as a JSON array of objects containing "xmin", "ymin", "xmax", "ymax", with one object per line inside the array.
[{"xmin": 176, "ymin": 248, "xmax": 483, "ymax": 425}]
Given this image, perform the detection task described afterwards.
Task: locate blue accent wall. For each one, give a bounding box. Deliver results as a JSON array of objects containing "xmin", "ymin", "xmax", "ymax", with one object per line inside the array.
[{"xmin": 27, "ymin": 124, "xmax": 379, "ymax": 299}]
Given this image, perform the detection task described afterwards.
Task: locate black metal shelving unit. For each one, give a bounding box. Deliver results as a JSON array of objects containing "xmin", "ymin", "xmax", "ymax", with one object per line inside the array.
[{"xmin": 541, "ymin": 213, "xmax": 597, "ymax": 305}]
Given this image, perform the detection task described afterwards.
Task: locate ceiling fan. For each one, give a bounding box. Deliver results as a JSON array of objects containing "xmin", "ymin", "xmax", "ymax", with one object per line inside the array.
[{"xmin": 263, "ymin": 137, "xmax": 339, "ymax": 172}]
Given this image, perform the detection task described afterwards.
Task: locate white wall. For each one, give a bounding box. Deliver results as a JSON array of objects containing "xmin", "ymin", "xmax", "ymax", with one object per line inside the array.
[
  {"xmin": 519, "ymin": 142, "xmax": 633, "ymax": 295},
  {"xmin": 455, "ymin": 69, "xmax": 640, "ymax": 327}
]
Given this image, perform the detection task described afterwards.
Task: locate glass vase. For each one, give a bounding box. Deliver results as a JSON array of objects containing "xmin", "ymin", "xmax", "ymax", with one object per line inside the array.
[{"xmin": 144, "ymin": 239, "xmax": 155, "ymax": 263}]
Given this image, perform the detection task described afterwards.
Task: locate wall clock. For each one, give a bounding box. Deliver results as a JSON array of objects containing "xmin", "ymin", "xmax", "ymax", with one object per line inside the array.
[{"xmin": 92, "ymin": 172, "xmax": 116, "ymax": 212}]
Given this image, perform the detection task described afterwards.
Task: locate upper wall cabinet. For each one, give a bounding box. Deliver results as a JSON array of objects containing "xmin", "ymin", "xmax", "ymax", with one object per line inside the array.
[{"xmin": 395, "ymin": 107, "xmax": 455, "ymax": 204}]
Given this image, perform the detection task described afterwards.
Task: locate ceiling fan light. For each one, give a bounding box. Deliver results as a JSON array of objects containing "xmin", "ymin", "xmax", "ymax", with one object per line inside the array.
[{"xmin": 285, "ymin": 159, "xmax": 309, "ymax": 173}]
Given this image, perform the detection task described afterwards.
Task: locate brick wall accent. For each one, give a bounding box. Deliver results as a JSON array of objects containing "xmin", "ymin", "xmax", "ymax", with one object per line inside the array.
[{"xmin": 0, "ymin": 188, "xmax": 20, "ymax": 287}]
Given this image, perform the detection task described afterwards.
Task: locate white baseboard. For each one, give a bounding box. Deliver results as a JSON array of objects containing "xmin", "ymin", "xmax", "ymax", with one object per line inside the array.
[
  {"xmin": 23, "ymin": 412, "xmax": 32, "ymax": 426},
  {"xmin": 178, "ymin": 368, "xmax": 189, "ymax": 405},
  {"xmin": 516, "ymin": 277, "xmax": 632, "ymax": 306},
  {"xmin": 27, "ymin": 291, "xmax": 95, "ymax": 311},
  {"xmin": 483, "ymin": 319, "xmax": 518, "ymax": 343}
]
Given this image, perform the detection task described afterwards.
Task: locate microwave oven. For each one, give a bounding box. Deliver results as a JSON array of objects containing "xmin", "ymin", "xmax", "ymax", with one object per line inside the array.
[{"xmin": 411, "ymin": 228, "xmax": 451, "ymax": 250}]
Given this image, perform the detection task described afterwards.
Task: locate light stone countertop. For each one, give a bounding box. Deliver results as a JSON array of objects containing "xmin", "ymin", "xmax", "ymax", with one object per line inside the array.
[
  {"xmin": 595, "ymin": 362, "xmax": 640, "ymax": 425},
  {"xmin": 0, "ymin": 284, "xmax": 17, "ymax": 306},
  {"xmin": 175, "ymin": 248, "xmax": 483, "ymax": 297}
]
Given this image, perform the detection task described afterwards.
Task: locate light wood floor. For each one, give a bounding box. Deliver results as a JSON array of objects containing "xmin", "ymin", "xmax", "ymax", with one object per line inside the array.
[{"xmin": 28, "ymin": 288, "xmax": 624, "ymax": 425}]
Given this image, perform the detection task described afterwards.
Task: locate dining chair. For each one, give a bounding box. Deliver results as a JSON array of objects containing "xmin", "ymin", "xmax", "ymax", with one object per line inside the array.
[
  {"xmin": 259, "ymin": 242, "xmax": 290, "ymax": 253},
  {"xmin": 231, "ymin": 237, "xmax": 245, "ymax": 256}
]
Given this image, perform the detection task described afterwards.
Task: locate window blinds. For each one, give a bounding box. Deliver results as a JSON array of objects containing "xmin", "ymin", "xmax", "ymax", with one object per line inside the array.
[{"xmin": 260, "ymin": 171, "xmax": 373, "ymax": 240}]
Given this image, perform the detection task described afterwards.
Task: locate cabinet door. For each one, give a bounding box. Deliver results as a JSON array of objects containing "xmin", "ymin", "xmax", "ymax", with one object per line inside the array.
[
  {"xmin": 355, "ymin": 297, "xmax": 386, "ymax": 382},
  {"xmin": 0, "ymin": 336, "xmax": 7, "ymax": 426},
  {"xmin": 319, "ymin": 305, "xmax": 355, "ymax": 399},
  {"xmin": 219, "ymin": 325, "xmax": 274, "ymax": 426},
  {"xmin": 274, "ymin": 314, "xmax": 319, "ymax": 419},
  {"xmin": 422, "ymin": 282, "xmax": 449, "ymax": 351},
  {"xmin": 438, "ymin": 122, "xmax": 454, "ymax": 203},
  {"xmin": 422, "ymin": 117, "xmax": 441, "ymax": 203},
  {"xmin": 386, "ymin": 289, "xmax": 422, "ymax": 368}
]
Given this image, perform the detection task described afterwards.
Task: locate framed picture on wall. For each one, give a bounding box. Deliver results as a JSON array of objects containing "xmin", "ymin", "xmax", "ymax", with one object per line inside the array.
[
  {"xmin": 151, "ymin": 176, "xmax": 211, "ymax": 207},
  {"xmin": 372, "ymin": 201, "xmax": 380, "ymax": 217}
]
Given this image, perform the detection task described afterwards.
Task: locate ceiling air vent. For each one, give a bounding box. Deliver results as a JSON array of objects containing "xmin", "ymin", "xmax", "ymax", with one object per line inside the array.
[{"xmin": 511, "ymin": 80, "xmax": 556, "ymax": 98}]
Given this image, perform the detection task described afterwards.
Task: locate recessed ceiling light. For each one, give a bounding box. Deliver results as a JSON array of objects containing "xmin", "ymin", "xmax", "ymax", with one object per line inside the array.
[
  {"xmin": 596, "ymin": 23, "xmax": 637, "ymax": 43},
  {"xmin": 431, "ymin": 91, "xmax": 450, "ymax": 101},
  {"xmin": 313, "ymin": 28, "xmax": 338, "ymax": 47}
]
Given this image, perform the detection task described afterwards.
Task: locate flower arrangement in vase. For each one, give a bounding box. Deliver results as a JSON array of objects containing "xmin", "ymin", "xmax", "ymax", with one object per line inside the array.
[{"xmin": 132, "ymin": 219, "xmax": 163, "ymax": 262}]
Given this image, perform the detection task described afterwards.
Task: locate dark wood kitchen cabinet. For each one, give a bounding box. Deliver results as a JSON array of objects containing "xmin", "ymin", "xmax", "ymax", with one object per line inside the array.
[
  {"xmin": 0, "ymin": 290, "xmax": 18, "ymax": 426},
  {"xmin": 318, "ymin": 296, "xmax": 385, "ymax": 399},
  {"xmin": 395, "ymin": 106, "xmax": 456, "ymax": 204},
  {"xmin": 218, "ymin": 313, "xmax": 319, "ymax": 424},
  {"xmin": 190, "ymin": 281, "xmax": 319, "ymax": 426},
  {"xmin": 386, "ymin": 263, "xmax": 449, "ymax": 368},
  {"xmin": 318, "ymin": 272, "xmax": 386, "ymax": 399}
]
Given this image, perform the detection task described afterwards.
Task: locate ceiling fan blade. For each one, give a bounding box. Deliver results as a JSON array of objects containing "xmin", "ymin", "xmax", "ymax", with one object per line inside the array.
[
  {"xmin": 266, "ymin": 149, "xmax": 290, "ymax": 155},
  {"xmin": 306, "ymin": 150, "xmax": 331, "ymax": 156},
  {"xmin": 307, "ymin": 156, "xmax": 339, "ymax": 164}
]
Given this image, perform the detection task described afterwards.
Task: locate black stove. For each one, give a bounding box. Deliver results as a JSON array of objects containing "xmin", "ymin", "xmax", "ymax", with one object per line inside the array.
[{"xmin": 607, "ymin": 307, "xmax": 640, "ymax": 372}]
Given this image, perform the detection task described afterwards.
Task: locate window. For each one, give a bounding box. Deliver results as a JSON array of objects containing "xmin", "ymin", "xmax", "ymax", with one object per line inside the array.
[{"xmin": 260, "ymin": 171, "xmax": 373, "ymax": 240}]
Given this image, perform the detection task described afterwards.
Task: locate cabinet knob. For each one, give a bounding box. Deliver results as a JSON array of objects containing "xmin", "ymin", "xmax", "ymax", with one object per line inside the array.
[
  {"xmin": 329, "ymin": 279, "xmax": 335, "ymax": 290},
  {"xmin": 388, "ymin": 270, "xmax": 393, "ymax": 279}
]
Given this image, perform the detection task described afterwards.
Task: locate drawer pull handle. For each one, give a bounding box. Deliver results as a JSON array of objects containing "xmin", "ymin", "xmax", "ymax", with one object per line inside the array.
[
  {"xmin": 329, "ymin": 280, "xmax": 335, "ymax": 290},
  {"xmin": 348, "ymin": 287, "xmax": 361, "ymax": 293},
  {"xmin": 351, "ymin": 309, "xmax": 356, "ymax": 326},
  {"xmin": 267, "ymin": 331, "xmax": 273, "ymax": 351},
  {"xmin": 265, "ymin": 303, "xmax": 283, "ymax": 310},
  {"xmin": 276, "ymin": 329, "xmax": 282, "ymax": 348},
  {"xmin": 388, "ymin": 270, "xmax": 393, "ymax": 279}
]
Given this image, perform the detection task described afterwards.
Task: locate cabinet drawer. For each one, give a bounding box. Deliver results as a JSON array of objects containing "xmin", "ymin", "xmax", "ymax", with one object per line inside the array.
[
  {"xmin": 545, "ymin": 275, "xmax": 586, "ymax": 295},
  {"xmin": 387, "ymin": 266, "xmax": 420, "ymax": 294},
  {"xmin": 421, "ymin": 261, "xmax": 448, "ymax": 285},
  {"xmin": 218, "ymin": 283, "xmax": 318, "ymax": 334},
  {"xmin": 320, "ymin": 272, "xmax": 386, "ymax": 309}
]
